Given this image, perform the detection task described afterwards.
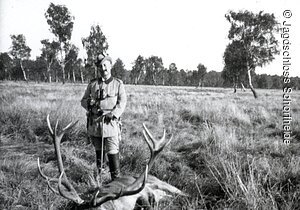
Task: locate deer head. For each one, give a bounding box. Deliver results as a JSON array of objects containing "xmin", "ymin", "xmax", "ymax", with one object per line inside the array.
[{"xmin": 37, "ymin": 115, "xmax": 173, "ymax": 209}]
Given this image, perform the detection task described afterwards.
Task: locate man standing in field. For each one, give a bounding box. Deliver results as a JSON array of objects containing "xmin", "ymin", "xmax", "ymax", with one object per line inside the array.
[{"xmin": 81, "ymin": 54, "xmax": 127, "ymax": 181}]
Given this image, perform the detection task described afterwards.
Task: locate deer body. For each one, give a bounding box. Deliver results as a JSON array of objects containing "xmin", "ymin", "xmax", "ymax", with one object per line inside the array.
[
  {"xmin": 38, "ymin": 115, "xmax": 183, "ymax": 209},
  {"xmin": 77, "ymin": 175, "xmax": 181, "ymax": 210}
]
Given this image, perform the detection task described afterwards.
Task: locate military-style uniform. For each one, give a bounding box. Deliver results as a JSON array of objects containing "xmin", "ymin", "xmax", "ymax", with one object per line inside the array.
[
  {"xmin": 81, "ymin": 77, "xmax": 126, "ymax": 139},
  {"xmin": 81, "ymin": 76, "xmax": 126, "ymax": 180}
]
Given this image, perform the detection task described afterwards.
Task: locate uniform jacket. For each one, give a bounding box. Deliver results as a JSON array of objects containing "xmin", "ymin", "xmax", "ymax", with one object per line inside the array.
[{"xmin": 81, "ymin": 77, "xmax": 127, "ymax": 137}]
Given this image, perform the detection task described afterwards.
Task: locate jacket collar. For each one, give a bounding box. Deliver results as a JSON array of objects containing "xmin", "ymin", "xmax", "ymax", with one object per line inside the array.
[{"xmin": 99, "ymin": 77, "xmax": 113, "ymax": 84}]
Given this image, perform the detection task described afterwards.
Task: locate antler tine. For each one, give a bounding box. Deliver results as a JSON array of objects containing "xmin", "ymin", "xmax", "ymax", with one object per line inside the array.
[
  {"xmin": 37, "ymin": 158, "xmax": 50, "ymax": 180},
  {"xmin": 58, "ymin": 171, "xmax": 84, "ymax": 204},
  {"xmin": 55, "ymin": 119, "xmax": 78, "ymax": 142},
  {"xmin": 62, "ymin": 120, "xmax": 78, "ymax": 132},
  {"xmin": 142, "ymin": 123, "xmax": 155, "ymax": 145},
  {"xmin": 143, "ymin": 130, "xmax": 154, "ymax": 153},
  {"xmin": 37, "ymin": 158, "xmax": 60, "ymax": 195},
  {"xmin": 142, "ymin": 123, "xmax": 170, "ymax": 154},
  {"xmin": 37, "ymin": 158, "xmax": 58, "ymax": 182},
  {"xmin": 47, "ymin": 180, "xmax": 60, "ymax": 195},
  {"xmin": 46, "ymin": 114, "xmax": 54, "ymax": 135}
]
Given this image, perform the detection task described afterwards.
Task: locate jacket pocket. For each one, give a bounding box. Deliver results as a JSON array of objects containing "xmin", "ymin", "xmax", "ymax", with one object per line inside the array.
[{"xmin": 107, "ymin": 84, "xmax": 117, "ymax": 97}]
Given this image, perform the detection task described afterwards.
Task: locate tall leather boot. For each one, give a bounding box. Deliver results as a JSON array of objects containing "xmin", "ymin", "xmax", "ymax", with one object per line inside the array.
[{"xmin": 108, "ymin": 153, "xmax": 120, "ymax": 181}]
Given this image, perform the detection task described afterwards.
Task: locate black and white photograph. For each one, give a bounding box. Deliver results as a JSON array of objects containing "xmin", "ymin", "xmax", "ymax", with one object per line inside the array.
[{"xmin": 0, "ymin": 0, "xmax": 299, "ymax": 209}]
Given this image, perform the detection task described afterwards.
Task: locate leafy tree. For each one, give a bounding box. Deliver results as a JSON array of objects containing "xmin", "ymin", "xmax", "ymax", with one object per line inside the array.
[
  {"xmin": 45, "ymin": 3, "xmax": 74, "ymax": 84},
  {"xmin": 186, "ymin": 70, "xmax": 199, "ymax": 86},
  {"xmin": 156, "ymin": 67, "xmax": 167, "ymax": 85},
  {"xmin": 222, "ymin": 40, "xmax": 248, "ymax": 92},
  {"xmin": 271, "ymin": 75, "xmax": 281, "ymax": 89},
  {"xmin": 0, "ymin": 52, "xmax": 13, "ymax": 80},
  {"xmin": 40, "ymin": 39, "xmax": 60, "ymax": 82},
  {"xmin": 290, "ymin": 77, "xmax": 300, "ymax": 90},
  {"xmin": 82, "ymin": 25, "xmax": 108, "ymax": 78},
  {"xmin": 178, "ymin": 69, "xmax": 188, "ymax": 86},
  {"xmin": 75, "ymin": 58, "xmax": 85, "ymax": 83},
  {"xmin": 65, "ymin": 44, "xmax": 79, "ymax": 83},
  {"xmin": 225, "ymin": 10, "xmax": 280, "ymax": 98},
  {"xmin": 23, "ymin": 57, "xmax": 47, "ymax": 82},
  {"xmin": 130, "ymin": 55, "xmax": 145, "ymax": 85},
  {"xmin": 206, "ymin": 71, "xmax": 224, "ymax": 87},
  {"xmin": 111, "ymin": 58, "xmax": 126, "ymax": 81},
  {"xmin": 256, "ymin": 74, "xmax": 269, "ymax": 89},
  {"xmin": 52, "ymin": 60, "xmax": 62, "ymax": 82},
  {"xmin": 34, "ymin": 57, "xmax": 48, "ymax": 82},
  {"xmin": 168, "ymin": 63, "xmax": 178, "ymax": 86},
  {"xmin": 144, "ymin": 56, "xmax": 163, "ymax": 85},
  {"xmin": 197, "ymin": 63, "xmax": 207, "ymax": 88},
  {"xmin": 9, "ymin": 34, "xmax": 31, "ymax": 81}
]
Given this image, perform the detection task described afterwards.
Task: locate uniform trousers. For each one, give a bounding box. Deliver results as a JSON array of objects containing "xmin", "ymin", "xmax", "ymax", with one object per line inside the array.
[{"xmin": 90, "ymin": 135, "xmax": 119, "ymax": 155}]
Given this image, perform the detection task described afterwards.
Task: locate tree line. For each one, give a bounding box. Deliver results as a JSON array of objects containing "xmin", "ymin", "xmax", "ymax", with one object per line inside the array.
[
  {"xmin": 1, "ymin": 3, "xmax": 299, "ymax": 93},
  {"xmin": 1, "ymin": 48, "xmax": 299, "ymax": 90}
]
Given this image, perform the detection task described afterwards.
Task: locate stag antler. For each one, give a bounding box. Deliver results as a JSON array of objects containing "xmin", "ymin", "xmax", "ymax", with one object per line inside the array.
[
  {"xmin": 37, "ymin": 115, "xmax": 83, "ymax": 204},
  {"xmin": 125, "ymin": 123, "xmax": 172, "ymax": 191},
  {"xmin": 37, "ymin": 115, "xmax": 172, "ymax": 208}
]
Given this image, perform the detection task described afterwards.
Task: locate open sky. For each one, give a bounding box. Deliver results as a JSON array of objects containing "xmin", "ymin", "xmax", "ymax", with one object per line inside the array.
[{"xmin": 0, "ymin": 0, "xmax": 299, "ymax": 76}]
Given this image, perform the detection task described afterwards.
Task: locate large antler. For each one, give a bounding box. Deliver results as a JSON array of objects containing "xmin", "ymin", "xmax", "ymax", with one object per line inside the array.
[
  {"xmin": 127, "ymin": 123, "xmax": 172, "ymax": 190},
  {"xmin": 37, "ymin": 114, "xmax": 84, "ymax": 204},
  {"xmin": 92, "ymin": 123, "xmax": 172, "ymax": 206}
]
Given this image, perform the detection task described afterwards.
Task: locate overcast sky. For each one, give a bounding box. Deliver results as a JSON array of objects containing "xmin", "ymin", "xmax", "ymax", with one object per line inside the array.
[{"xmin": 0, "ymin": 0, "xmax": 299, "ymax": 76}]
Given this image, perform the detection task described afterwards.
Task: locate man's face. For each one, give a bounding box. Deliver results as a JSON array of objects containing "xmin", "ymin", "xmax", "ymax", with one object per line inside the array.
[{"xmin": 98, "ymin": 60, "xmax": 112, "ymax": 78}]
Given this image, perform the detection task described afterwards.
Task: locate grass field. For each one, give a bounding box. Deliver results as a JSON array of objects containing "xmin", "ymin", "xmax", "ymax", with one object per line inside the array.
[{"xmin": 0, "ymin": 81, "xmax": 300, "ymax": 209}]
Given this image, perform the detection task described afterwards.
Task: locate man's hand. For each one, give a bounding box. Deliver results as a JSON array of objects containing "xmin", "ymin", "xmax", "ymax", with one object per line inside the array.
[
  {"xmin": 89, "ymin": 99, "xmax": 96, "ymax": 106},
  {"xmin": 104, "ymin": 113, "xmax": 115, "ymax": 124}
]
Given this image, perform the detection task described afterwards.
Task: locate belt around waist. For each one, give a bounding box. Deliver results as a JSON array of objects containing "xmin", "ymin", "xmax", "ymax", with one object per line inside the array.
[{"xmin": 91, "ymin": 108, "xmax": 113, "ymax": 115}]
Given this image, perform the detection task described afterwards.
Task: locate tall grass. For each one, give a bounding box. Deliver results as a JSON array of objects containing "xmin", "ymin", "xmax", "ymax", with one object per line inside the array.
[{"xmin": 0, "ymin": 81, "xmax": 300, "ymax": 209}]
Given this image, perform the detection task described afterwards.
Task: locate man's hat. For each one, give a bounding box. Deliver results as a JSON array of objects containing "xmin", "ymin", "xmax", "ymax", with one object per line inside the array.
[{"xmin": 95, "ymin": 54, "xmax": 112, "ymax": 67}]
